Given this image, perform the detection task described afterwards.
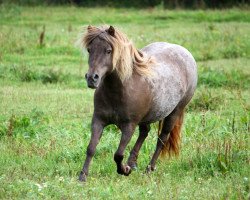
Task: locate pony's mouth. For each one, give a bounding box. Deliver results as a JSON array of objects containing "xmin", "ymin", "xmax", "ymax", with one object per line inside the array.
[{"xmin": 87, "ymin": 79, "xmax": 100, "ymax": 89}]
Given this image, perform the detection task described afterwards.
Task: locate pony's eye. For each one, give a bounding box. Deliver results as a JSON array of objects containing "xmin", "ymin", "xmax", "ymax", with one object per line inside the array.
[
  {"xmin": 87, "ymin": 48, "xmax": 91, "ymax": 53},
  {"xmin": 106, "ymin": 49, "xmax": 112, "ymax": 54}
]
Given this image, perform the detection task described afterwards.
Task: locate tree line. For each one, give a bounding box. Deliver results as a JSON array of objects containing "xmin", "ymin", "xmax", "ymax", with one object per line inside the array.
[{"xmin": 1, "ymin": 0, "xmax": 248, "ymax": 8}]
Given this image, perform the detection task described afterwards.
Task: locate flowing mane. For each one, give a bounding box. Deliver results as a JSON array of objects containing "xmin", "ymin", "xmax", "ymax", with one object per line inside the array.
[{"xmin": 80, "ymin": 25, "xmax": 153, "ymax": 81}]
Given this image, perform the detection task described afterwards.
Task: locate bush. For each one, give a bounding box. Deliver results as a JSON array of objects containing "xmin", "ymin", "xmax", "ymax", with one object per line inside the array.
[
  {"xmin": 6, "ymin": 65, "xmax": 82, "ymax": 85},
  {"xmin": 0, "ymin": 109, "xmax": 49, "ymax": 139},
  {"xmin": 188, "ymin": 86, "xmax": 224, "ymax": 111}
]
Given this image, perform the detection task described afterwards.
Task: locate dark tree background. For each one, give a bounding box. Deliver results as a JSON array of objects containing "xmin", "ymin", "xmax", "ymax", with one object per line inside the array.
[{"xmin": 0, "ymin": 0, "xmax": 248, "ymax": 8}]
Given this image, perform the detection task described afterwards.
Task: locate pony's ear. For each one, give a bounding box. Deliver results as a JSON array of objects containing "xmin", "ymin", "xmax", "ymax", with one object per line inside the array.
[
  {"xmin": 87, "ymin": 25, "xmax": 93, "ymax": 32},
  {"xmin": 107, "ymin": 26, "xmax": 115, "ymax": 37}
]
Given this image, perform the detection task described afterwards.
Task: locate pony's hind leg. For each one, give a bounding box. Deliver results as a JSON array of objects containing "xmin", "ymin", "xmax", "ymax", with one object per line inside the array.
[
  {"xmin": 147, "ymin": 108, "xmax": 184, "ymax": 172},
  {"xmin": 127, "ymin": 124, "xmax": 150, "ymax": 169}
]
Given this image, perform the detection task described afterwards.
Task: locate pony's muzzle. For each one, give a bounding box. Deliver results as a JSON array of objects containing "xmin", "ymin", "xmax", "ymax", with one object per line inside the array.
[{"xmin": 86, "ymin": 73, "xmax": 100, "ymax": 89}]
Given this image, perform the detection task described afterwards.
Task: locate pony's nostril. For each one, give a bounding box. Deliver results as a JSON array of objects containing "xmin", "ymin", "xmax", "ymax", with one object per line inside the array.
[{"xmin": 93, "ymin": 74, "xmax": 99, "ymax": 81}]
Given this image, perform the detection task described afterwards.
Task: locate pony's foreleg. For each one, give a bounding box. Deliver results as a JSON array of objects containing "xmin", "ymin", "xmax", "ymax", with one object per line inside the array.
[
  {"xmin": 114, "ymin": 123, "xmax": 136, "ymax": 176},
  {"xmin": 127, "ymin": 124, "xmax": 150, "ymax": 169},
  {"xmin": 79, "ymin": 118, "xmax": 104, "ymax": 182}
]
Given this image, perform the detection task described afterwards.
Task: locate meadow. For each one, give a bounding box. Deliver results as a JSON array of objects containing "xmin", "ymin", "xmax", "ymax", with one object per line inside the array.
[{"xmin": 0, "ymin": 5, "xmax": 249, "ymax": 199}]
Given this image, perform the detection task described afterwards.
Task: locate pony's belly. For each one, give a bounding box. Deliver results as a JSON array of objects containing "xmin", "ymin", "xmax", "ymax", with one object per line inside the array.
[
  {"xmin": 142, "ymin": 82, "xmax": 183, "ymax": 123},
  {"xmin": 142, "ymin": 110, "xmax": 172, "ymax": 123},
  {"xmin": 142, "ymin": 72, "xmax": 184, "ymax": 123},
  {"xmin": 142, "ymin": 101, "xmax": 178, "ymax": 123}
]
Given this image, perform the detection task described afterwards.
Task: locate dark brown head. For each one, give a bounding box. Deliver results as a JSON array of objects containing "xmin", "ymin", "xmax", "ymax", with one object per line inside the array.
[
  {"xmin": 84, "ymin": 25, "xmax": 115, "ymax": 89},
  {"xmin": 81, "ymin": 25, "xmax": 153, "ymax": 89}
]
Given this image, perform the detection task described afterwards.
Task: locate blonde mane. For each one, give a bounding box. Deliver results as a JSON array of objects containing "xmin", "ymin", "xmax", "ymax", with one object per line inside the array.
[{"xmin": 80, "ymin": 25, "xmax": 153, "ymax": 82}]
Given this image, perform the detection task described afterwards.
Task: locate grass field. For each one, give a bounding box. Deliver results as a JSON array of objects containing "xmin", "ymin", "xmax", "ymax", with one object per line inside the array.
[{"xmin": 0, "ymin": 5, "xmax": 249, "ymax": 199}]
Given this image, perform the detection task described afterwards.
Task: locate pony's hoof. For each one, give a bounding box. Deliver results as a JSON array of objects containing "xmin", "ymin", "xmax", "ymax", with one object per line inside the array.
[
  {"xmin": 128, "ymin": 162, "xmax": 137, "ymax": 170},
  {"xmin": 146, "ymin": 165, "xmax": 156, "ymax": 173},
  {"xmin": 79, "ymin": 172, "xmax": 87, "ymax": 182},
  {"xmin": 124, "ymin": 165, "xmax": 131, "ymax": 176},
  {"xmin": 117, "ymin": 168, "xmax": 124, "ymax": 175},
  {"xmin": 117, "ymin": 164, "xmax": 132, "ymax": 176}
]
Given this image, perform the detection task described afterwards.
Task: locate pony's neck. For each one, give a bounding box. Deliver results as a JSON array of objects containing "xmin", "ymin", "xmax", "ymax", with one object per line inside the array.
[{"xmin": 102, "ymin": 71, "xmax": 125, "ymax": 93}]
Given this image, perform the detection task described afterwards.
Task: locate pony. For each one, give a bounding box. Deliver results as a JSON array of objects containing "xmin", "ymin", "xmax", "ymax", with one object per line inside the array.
[{"xmin": 78, "ymin": 25, "xmax": 197, "ymax": 182}]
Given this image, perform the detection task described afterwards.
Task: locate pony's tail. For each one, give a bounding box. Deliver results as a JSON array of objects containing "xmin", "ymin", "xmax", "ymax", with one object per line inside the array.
[{"xmin": 158, "ymin": 110, "xmax": 184, "ymax": 157}]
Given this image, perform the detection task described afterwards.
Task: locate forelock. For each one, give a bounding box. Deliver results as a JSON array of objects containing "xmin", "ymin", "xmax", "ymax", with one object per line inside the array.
[{"xmin": 83, "ymin": 26, "xmax": 114, "ymax": 48}]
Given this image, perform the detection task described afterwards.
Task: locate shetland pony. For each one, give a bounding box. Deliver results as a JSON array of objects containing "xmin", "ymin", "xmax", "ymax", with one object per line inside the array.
[{"xmin": 78, "ymin": 25, "xmax": 197, "ymax": 181}]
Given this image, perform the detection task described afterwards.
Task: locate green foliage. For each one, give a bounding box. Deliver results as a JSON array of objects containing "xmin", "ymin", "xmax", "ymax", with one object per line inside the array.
[
  {"xmin": 198, "ymin": 66, "xmax": 250, "ymax": 89},
  {"xmin": 188, "ymin": 86, "xmax": 224, "ymax": 111},
  {"xmin": 0, "ymin": 109, "xmax": 49, "ymax": 139},
  {"xmin": 13, "ymin": 65, "xmax": 41, "ymax": 82},
  {"xmin": 192, "ymin": 140, "xmax": 249, "ymax": 176},
  {"xmin": 1, "ymin": 64, "xmax": 84, "ymax": 87}
]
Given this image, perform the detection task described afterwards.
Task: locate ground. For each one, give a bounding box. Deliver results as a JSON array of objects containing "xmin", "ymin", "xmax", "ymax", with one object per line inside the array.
[{"xmin": 0, "ymin": 5, "xmax": 249, "ymax": 199}]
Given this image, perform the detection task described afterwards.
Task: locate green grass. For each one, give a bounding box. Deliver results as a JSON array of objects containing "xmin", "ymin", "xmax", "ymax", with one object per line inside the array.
[{"xmin": 0, "ymin": 5, "xmax": 249, "ymax": 199}]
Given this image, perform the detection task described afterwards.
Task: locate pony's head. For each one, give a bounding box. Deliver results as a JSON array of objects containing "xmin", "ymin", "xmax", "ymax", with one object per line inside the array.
[{"xmin": 80, "ymin": 25, "xmax": 153, "ymax": 89}]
